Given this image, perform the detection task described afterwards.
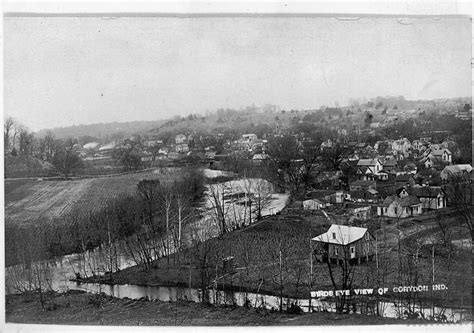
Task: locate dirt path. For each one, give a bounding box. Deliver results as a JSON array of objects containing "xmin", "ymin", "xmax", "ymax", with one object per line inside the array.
[{"xmin": 374, "ymin": 210, "xmax": 462, "ymax": 253}]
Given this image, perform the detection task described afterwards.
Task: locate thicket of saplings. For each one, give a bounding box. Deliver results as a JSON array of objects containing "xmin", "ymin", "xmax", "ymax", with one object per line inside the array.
[
  {"xmin": 162, "ymin": 212, "xmax": 470, "ymax": 317},
  {"xmin": 5, "ymin": 168, "xmax": 205, "ymax": 268}
]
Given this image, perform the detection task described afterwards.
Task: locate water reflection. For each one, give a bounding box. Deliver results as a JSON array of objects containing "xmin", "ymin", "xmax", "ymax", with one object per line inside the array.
[{"xmin": 71, "ymin": 282, "xmax": 470, "ymax": 323}]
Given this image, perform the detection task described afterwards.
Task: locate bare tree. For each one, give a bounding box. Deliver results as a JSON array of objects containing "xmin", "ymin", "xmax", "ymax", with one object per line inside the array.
[
  {"xmin": 159, "ymin": 183, "xmax": 174, "ymax": 263},
  {"xmin": 322, "ymin": 143, "xmax": 351, "ymax": 171},
  {"xmin": 206, "ymin": 182, "xmax": 231, "ymax": 234},
  {"xmin": 137, "ymin": 179, "xmax": 161, "ymax": 226},
  {"xmin": 4, "ymin": 116, "xmax": 14, "ymax": 151},
  {"xmin": 300, "ymin": 144, "xmax": 323, "ymax": 196},
  {"xmin": 248, "ymin": 178, "xmax": 274, "ymax": 221},
  {"xmin": 35, "ymin": 131, "xmax": 57, "ymax": 161},
  {"xmin": 444, "ymin": 174, "xmax": 473, "ymax": 242},
  {"xmin": 267, "ymin": 218, "xmax": 298, "ymax": 312},
  {"xmin": 18, "ymin": 127, "xmax": 34, "ymax": 156},
  {"xmin": 267, "ymin": 135, "xmax": 304, "ymax": 195},
  {"xmin": 173, "ymin": 192, "xmax": 193, "ymax": 264},
  {"xmin": 51, "ymin": 140, "xmax": 84, "ymax": 179}
]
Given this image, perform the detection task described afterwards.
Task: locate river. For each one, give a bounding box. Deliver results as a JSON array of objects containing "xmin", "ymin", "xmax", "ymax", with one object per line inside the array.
[
  {"xmin": 5, "ymin": 176, "xmax": 288, "ymax": 293},
  {"xmin": 4, "ymin": 175, "xmax": 470, "ymax": 323}
]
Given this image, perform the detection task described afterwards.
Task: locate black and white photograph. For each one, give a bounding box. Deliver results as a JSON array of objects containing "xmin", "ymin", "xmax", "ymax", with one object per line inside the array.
[{"xmin": 2, "ymin": 2, "xmax": 473, "ymax": 331}]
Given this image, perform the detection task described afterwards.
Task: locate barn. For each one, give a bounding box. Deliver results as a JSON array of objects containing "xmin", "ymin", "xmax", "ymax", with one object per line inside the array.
[{"xmin": 312, "ymin": 224, "xmax": 376, "ymax": 265}]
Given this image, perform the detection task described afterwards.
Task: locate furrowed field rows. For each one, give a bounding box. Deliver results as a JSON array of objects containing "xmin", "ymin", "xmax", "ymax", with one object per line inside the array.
[{"xmin": 4, "ymin": 170, "xmax": 175, "ymax": 226}]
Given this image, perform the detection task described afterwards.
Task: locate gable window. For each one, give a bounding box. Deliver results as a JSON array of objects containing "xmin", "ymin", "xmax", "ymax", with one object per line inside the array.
[
  {"xmin": 332, "ymin": 232, "xmax": 336, "ymax": 239},
  {"xmin": 365, "ymin": 233, "xmax": 370, "ymax": 240},
  {"xmin": 394, "ymin": 207, "xmax": 398, "ymax": 215}
]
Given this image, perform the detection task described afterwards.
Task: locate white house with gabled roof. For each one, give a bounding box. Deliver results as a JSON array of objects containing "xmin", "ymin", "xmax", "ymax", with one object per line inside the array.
[{"xmin": 312, "ymin": 224, "xmax": 376, "ymax": 264}]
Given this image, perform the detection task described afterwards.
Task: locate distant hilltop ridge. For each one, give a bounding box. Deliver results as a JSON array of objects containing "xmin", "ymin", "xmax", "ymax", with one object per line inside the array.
[
  {"xmin": 34, "ymin": 97, "xmax": 470, "ymax": 140},
  {"xmin": 35, "ymin": 120, "xmax": 166, "ymax": 140}
]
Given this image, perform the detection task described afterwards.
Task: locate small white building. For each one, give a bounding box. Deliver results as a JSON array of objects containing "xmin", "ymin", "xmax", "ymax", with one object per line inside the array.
[
  {"xmin": 83, "ymin": 142, "xmax": 100, "ymax": 150},
  {"xmin": 423, "ymin": 148, "xmax": 452, "ymax": 167},
  {"xmin": 377, "ymin": 195, "xmax": 423, "ymax": 218},
  {"xmin": 431, "ymin": 149, "xmax": 452, "ymax": 164},
  {"xmin": 168, "ymin": 152, "xmax": 180, "ymax": 160},
  {"xmin": 402, "ymin": 185, "xmax": 447, "ymax": 210},
  {"xmin": 357, "ymin": 158, "xmax": 383, "ymax": 174},
  {"xmin": 349, "ymin": 206, "xmax": 372, "ymax": 221},
  {"xmin": 205, "ymin": 151, "xmax": 217, "ymax": 160},
  {"xmin": 312, "ymin": 224, "xmax": 376, "ymax": 264},
  {"xmin": 176, "ymin": 143, "xmax": 190, "ymax": 153},
  {"xmin": 392, "ymin": 138, "xmax": 411, "ymax": 155},
  {"xmin": 303, "ymin": 199, "xmax": 329, "ymax": 210},
  {"xmin": 242, "ymin": 134, "xmax": 258, "ymax": 142},
  {"xmin": 175, "ymin": 134, "xmax": 187, "ymax": 145}
]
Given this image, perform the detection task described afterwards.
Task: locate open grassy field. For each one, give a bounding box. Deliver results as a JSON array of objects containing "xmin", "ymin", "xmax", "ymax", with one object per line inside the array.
[{"xmin": 4, "ymin": 169, "xmax": 173, "ymax": 226}]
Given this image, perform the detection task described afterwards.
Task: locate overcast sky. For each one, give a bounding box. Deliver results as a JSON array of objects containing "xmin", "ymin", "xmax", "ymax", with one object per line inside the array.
[{"xmin": 4, "ymin": 16, "xmax": 471, "ymax": 131}]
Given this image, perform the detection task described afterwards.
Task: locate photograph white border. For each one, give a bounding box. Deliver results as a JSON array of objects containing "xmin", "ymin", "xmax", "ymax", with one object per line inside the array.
[{"xmin": 1, "ymin": 1, "xmax": 472, "ymax": 333}]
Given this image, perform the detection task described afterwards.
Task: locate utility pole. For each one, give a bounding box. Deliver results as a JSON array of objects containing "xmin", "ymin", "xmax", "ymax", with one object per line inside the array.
[
  {"xmin": 375, "ymin": 234, "xmax": 379, "ymax": 270},
  {"xmin": 431, "ymin": 244, "xmax": 435, "ymax": 319},
  {"xmin": 309, "ymin": 237, "xmax": 313, "ymax": 313}
]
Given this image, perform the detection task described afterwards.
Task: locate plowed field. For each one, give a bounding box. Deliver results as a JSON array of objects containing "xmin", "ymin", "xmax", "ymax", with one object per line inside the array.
[{"xmin": 4, "ymin": 170, "xmax": 168, "ymax": 225}]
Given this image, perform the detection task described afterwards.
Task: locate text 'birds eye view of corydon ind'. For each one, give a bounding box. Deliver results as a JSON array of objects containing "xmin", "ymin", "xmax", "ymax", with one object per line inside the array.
[{"xmin": 4, "ymin": 97, "xmax": 473, "ymax": 326}]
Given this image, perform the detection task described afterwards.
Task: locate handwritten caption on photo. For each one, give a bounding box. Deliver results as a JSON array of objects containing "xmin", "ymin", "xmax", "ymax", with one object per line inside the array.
[{"xmin": 311, "ymin": 284, "xmax": 448, "ymax": 298}]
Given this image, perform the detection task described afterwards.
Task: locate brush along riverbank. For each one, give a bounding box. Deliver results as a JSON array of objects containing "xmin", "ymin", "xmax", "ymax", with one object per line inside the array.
[{"xmin": 6, "ymin": 290, "xmax": 432, "ymax": 326}]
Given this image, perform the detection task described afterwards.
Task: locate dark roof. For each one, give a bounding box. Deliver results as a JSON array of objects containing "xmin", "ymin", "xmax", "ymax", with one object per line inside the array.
[
  {"xmin": 432, "ymin": 149, "xmax": 451, "ymax": 157},
  {"xmin": 351, "ymin": 180, "xmax": 376, "ymax": 187},
  {"xmin": 408, "ymin": 185, "xmax": 445, "ymax": 198},
  {"xmin": 309, "ymin": 190, "xmax": 337, "ymax": 199},
  {"xmin": 382, "ymin": 195, "xmax": 421, "ymax": 207},
  {"xmin": 395, "ymin": 174, "xmax": 413, "ymax": 182},
  {"xmin": 357, "ymin": 158, "xmax": 380, "ymax": 167},
  {"xmin": 346, "ymin": 160, "xmax": 359, "ymax": 168},
  {"xmin": 382, "ymin": 158, "xmax": 398, "ymax": 167}
]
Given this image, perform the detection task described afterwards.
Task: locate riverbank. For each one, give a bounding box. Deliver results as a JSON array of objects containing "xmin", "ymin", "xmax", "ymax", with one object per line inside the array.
[
  {"xmin": 77, "ymin": 213, "xmax": 329, "ymax": 300},
  {"xmin": 79, "ymin": 212, "xmax": 472, "ymax": 312},
  {"xmin": 6, "ymin": 290, "xmax": 430, "ymax": 326}
]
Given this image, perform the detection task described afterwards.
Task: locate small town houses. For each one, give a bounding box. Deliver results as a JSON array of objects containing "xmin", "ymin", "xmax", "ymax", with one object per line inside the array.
[
  {"xmin": 312, "ymin": 224, "xmax": 376, "ymax": 265},
  {"xmin": 355, "ymin": 158, "xmax": 383, "ymax": 181},
  {"xmin": 398, "ymin": 185, "xmax": 447, "ymax": 210},
  {"xmin": 392, "ymin": 137, "xmax": 411, "ymax": 156},
  {"xmin": 78, "ymin": 128, "xmax": 468, "ymax": 228},
  {"xmin": 376, "ymin": 184, "xmax": 446, "ymax": 218},
  {"xmin": 377, "ymin": 195, "xmax": 423, "ymax": 218},
  {"xmin": 175, "ymin": 134, "xmax": 187, "ymax": 145},
  {"xmin": 421, "ymin": 148, "xmax": 452, "ymax": 168},
  {"xmin": 411, "ymin": 139, "xmax": 429, "ymax": 152}
]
